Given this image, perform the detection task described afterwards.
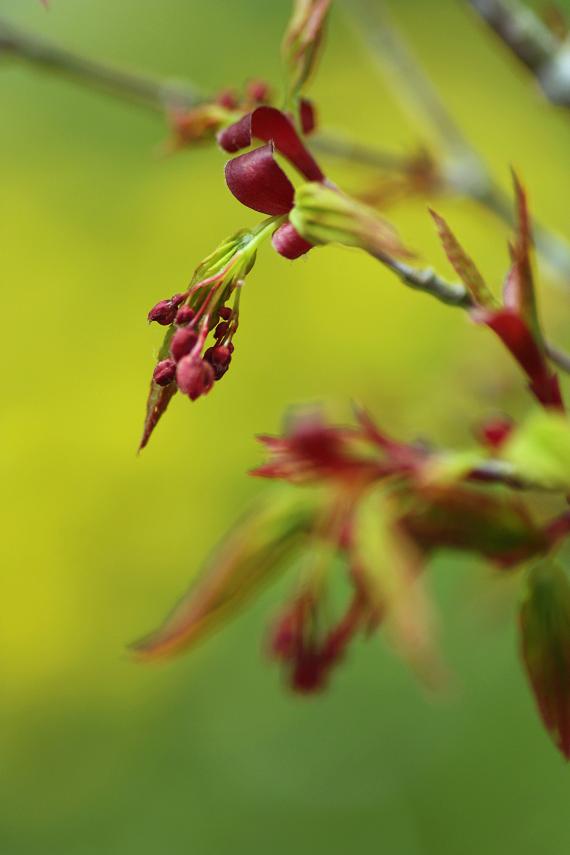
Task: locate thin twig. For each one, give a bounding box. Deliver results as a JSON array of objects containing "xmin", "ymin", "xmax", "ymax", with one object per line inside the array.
[
  {"xmin": 2, "ymin": 14, "xmax": 570, "ymax": 281},
  {"xmin": 467, "ymin": 0, "xmax": 570, "ymax": 108},
  {"xmin": 370, "ymin": 252, "xmax": 570, "ymax": 377},
  {"xmin": 341, "ymin": 0, "xmax": 570, "ymax": 282},
  {"xmin": 0, "ymin": 17, "xmax": 205, "ymax": 110}
]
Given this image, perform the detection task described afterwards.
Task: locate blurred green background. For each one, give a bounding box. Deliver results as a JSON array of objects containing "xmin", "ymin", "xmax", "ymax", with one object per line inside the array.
[{"xmin": 1, "ymin": 0, "xmax": 570, "ymax": 852}]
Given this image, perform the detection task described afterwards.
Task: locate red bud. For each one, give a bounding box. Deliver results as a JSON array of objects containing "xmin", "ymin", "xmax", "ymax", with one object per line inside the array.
[
  {"xmin": 153, "ymin": 359, "xmax": 177, "ymax": 387},
  {"xmin": 176, "ymin": 356, "xmax": 215, "ymax": 400},
  {"xmin": 175, "ymin": 306, "xmax": 196, "ymax": 325},
  {"xmin": 148, "ymin": 294, "xmax": 185, "ymax": 325},
  {"xmin": 170, "ymin": 327, "xmax": 199, "ymax": 362}
]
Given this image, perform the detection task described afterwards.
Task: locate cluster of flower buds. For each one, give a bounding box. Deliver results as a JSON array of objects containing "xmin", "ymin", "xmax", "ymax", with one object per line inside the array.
[
  {"xmin": 148, "ymin": 288, "xmax": 235, "ymax": 403},
  {"xmin": 140, "ymin": 222, "xmax": 272, "ymax": 449}
]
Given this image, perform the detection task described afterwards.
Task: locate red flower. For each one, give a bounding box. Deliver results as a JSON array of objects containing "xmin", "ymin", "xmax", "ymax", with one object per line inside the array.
[{"xmin": 219, "ymin": 105, "xmax": 326, "ymax": 260}]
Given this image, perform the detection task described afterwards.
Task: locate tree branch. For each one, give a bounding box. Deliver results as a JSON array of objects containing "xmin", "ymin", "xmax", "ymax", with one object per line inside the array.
[
  {"xmin": 1, "ymin": 13, "xmax": 570, "ymax": 283},
  {"xmin": 0, "ymin": 17, "xmax": 205, "ymax": 110},
  {"xmin": 467, "ymin": 0, "xmax": 570, "ymax": 108},
  {"xmin": 370, "ymin": 252, "xmax": 570, "ymax": 377},
  {"xmin": 341, "ymin": 0, "xmax": 570, "ymax": 283}
]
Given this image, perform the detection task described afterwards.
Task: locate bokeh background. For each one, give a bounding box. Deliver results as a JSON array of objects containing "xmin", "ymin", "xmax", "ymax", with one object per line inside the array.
[{"xmin": 1, "ymin": 0, "xmax": 570, "ymax": 852}]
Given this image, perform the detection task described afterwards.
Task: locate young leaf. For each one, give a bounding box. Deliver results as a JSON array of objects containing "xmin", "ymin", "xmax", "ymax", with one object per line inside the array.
[
  {"xmin": 282, "ymin": 0, "xmax": 333, "ymax": 101},
  {"xmin": 352, "ymin": 485, "xmax": 444, "ymax": 687},
  {"xmin": 473, "ymin": 307, "xmax": 562, "ymax": 410},
  {"xmin": 503, "ymin": 173, "xmax": 539, "ymax": 337},
  {"xmin": 291, "ymin": 182, "xmax": 412, "ymax": 260},
  {"xmin": 429, "ymin": 209, "xmax": 497, "ymax": 308},
  {"xmin": 139, "ymin": 326, "xmax": 178, "ymax": 451},
  {"xmin": 504, "ymin": 411, "xmax": 570, "ymax": 491},
  {"xmin": 400, "ymin": 485, "xmax": 547, "ymax": 564},
  {"xmin": 132, "ymin": 491, "xmax": 318, "ymax": 660},
  {"xmin": 520, "ymin": 558, "xmax": 570, "ymax": 759}
]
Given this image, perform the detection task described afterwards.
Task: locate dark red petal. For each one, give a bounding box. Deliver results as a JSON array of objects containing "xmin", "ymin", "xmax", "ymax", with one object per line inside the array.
[
  {"xmin": 225, "ymin": 143, "xmax": 295, "ymax": 215},
  {"xmin": 272, "ymin": 221, "xmax": 313, "ymax": 259},
  {"xmin": 299, "ymin": 98, "xmax": 317, "ymax": 134},
  {"xmin": 218, "ymin": 107, "xmax": 324, "ymax": 181},
  {"xmin": 251, "ymin": 106, "xmax": 324, "ymax": 181},
  {"xmin": 217, "ymin": 114, "xmax": 252, "ymax": 153}
]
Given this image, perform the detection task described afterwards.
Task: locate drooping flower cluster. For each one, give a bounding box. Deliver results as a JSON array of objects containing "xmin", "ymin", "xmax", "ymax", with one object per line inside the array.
[{"xmin": 140, "ymin": 224, "xmax": 273, "ymax": 449}]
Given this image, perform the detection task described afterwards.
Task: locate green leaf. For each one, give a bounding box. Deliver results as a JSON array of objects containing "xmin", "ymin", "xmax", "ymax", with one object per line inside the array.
[
  {"xmin": 352, "ymin": 486, "xmax": 444, "ymax": 687},
  {"xmin": 520, "ymin": 558, "xmax": 570, "ymax": 759},
  {"xmin": 132, "ymin": 490, "xmax": 319, "ymax": 660},
  {"xmin": 429, "ymin": 209, "xmax": 497, "ymax": 308},
  {"xmin": 504, "ymin": 411, "xmax": 570, "ymax": 491}
]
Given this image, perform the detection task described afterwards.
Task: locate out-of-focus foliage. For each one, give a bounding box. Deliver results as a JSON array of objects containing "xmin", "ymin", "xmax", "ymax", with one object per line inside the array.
[{"xmin": 2, "ymin": 1, "xmax": 570, "ymax": 854}]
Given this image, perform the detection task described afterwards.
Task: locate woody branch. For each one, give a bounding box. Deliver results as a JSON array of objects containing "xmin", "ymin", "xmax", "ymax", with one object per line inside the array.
[{"xmin": 1, "ymin": 13, "xmax": 570, "ymax": 281}]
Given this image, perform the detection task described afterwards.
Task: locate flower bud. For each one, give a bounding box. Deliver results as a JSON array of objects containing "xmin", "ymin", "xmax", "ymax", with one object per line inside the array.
[
  {"xmin": 218, "ymin": 306, "xmax": 232, "ymax": 321},
  {"xmin": 214, "ymin": 321, "xmax": 229, "ymax": 341},
  {"xmin": 148, "ymin": 293, "xmax": 185, "ymax": 325},
  {"xmin": 175, "ymin": 306, "xmax": 196, "ymax": 325},
  {"xmin": 216, "ymin": 88, "xmax": 239, "ymax": 110},
  {"xmin": 153, "ymin": 358, "xmax": 177, "ymax": 387},
  {"xmin": 290, "ymin": 183, "xmax": 411, "ymax": 260},
  {"xmin": 272, "ymin": 221, "xmax": 313, "ymax": 260},
  {"xmin": 204, "ymin": 345, "xmax": 232, "ymax": 380},
  {"xmin": 176, "ymin": 356, "xmax": 215, "ymax": 400},
  {"xmin": 170, "ymin": 327, "xmax": 199, "ymax": 362},
  {"xmin": 246, "ymin": 79, "xmax": 271, "ymax": 103}
]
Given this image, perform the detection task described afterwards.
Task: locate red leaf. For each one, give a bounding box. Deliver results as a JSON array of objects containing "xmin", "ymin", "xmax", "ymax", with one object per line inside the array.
[
  {"xmin": 218, "ymin": 106, "xmax": 324, "ymax": 181},
  {"xmin": 299, "ymin": 98, "xmax": 317, "ymax": 134},
  {"xmin": 225, "ymin": 143, "xmax": 295, "ymax": 215},
  {"xmin": 474, "ymin": 307, "xmax": 563, "ymax": 410},
  {"xmin": 503, "ymin": 173, "xmax": 538, "ymax": 333}
]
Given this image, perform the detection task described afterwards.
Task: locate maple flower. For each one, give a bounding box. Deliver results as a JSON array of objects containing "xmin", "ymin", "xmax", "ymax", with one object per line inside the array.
[
  {"xmin": 140, "ymin": 221, "xmax": 275, "ymax": 450},
  {"xmin": 218, "ymin": 105, "xmax": 326, "ymax": 260}
]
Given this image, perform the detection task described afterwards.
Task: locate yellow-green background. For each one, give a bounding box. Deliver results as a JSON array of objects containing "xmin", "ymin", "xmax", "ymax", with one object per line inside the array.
[{"xmin": 1, "ymin": 1, "xmax": 570, "ymax": 852}]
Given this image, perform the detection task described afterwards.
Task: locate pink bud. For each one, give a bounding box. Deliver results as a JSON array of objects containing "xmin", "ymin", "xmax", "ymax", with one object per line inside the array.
[
  {"xmin": 218, "ymin": 306, "xmax": 232, "ymax": 321},
  {"xmin": 170, "ymin": 327, "xmax": 199, "ymax": 362},
  {"xmin": 176, "ymin": 356, "xmax": 215, "ymax": 400},
  {"xmin": 175, "ymin": 306, "xmax": 196, "ymax": 325},
  {"xmin": 153, "ymin": 358, "xmax": 177, "ymax": 386}
]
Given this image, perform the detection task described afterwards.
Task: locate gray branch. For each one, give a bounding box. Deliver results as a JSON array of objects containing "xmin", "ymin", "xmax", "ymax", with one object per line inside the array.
[{"xmin": 467, "ymin": 0, "xmax": 570, "ymax": 108}]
